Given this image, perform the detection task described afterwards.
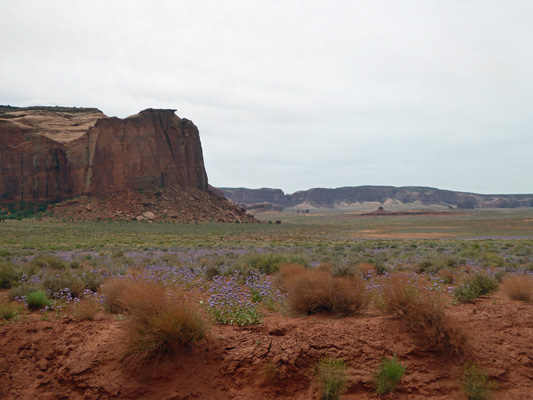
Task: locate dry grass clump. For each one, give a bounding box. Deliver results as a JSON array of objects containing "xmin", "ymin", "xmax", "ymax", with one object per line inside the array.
[
  {"xmin": 273, "ymin": 263, "xmax": 308, "ymax": 293},
  {"xmin": 501, "ymin": 274, "xmax": 533, "ymax": 302},
  {"xmin": 438, "ymin": 268, "xmax": 455, "ymax": 284},
  {"xmin": 358, "ymin": 262, "xmax": 375, "ymax": 277},
  {"xmin": 375, "ymin": 273, "xmax": 420, "ymax": 315},
  {"xmin": 101, "ymin": 278, "xmax": 132, "ymax": 313},
  {"xmin": 118, "ymin": 281, "xmax": 208, "ymax": 370},
  {"xmin": 377, "ymin": 273, "xmax": 466, "ymax": 355},
  {"xmin": 275, "ymin": 264, "xmax": 370, "ymax": 316}
]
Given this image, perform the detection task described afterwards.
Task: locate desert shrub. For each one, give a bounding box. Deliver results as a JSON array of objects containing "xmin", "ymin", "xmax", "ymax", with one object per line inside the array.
[
  {"xmin": 373, "ymin": 355, "xmax": 406, "ymax": 395},
  {"xmin": 438, "ymin": 268, "xmax": 455, "ymax": 284},
  {"xmin": 358, "ymin": 262, "xmax": 375, "ymax": 277},
  {"xmin": 101, "ymin": 278, "xmax": 133, "ymax": 313},
  {"xmin": 418, "ymin": 255, "xmax": 459, "ymax": 274},
  {"xmin": 245, "ymin": 252, "xmax": 308, "ymax": 274},
  {"xmin": 480, "ymin": 252, "xmax": 505, "ymax": 268},
  {"xmin": 470, "ymin": 274, "xmax": 499, "ymax": 294},
  {"xmin": 0, "ymin": 262, "xmax": 20, "ymax": 289},
  {"xmin": 375, "ymin": 273, "xmax": 419, "ymax": 315},
  {"xmin": 0, "ymin": 262, "xmax": 40, "ymax": 289},
  {"xmin": 119, "ymin": 281, "xmax": 208, "ymax": 368},
  {"xmin": 330, "ymin": 261, "xmax": 359, "ymax": 277},
  {"xmin": 25, "ymin": 290, "xmax": 52, "ymax": 310},
  {"xmin": 377, "ymin": 273, "xmax": 466, "ymax": 355},
  {"xmin": 501, "ymin": 274, "xmax": 533, "ymax": 302},
  {"xmin": 31, "ymin": 254, "xmax": 67, "ymax": 269},
  {"xmin": 453, "ymin": 284, "xmax": 479, "ymax": 304},
  {"xmin": 511, "ymin": 244, "xmax": 532, "ymax": 257},
  {"xmin": 374, "ymin": 262, "xmax": 389, "ymax": 275},
  {"xmin": 273, "ymin": 263, "xmax": 308, "ymax": 293},
  {"xmin": 79, "ymin": 270, "xmax": 103, "ymax": 292},
  {"xmin": 9, "ymin": 280, "xmax": 41, "ymax": 300},
  {"xmin": 204, "ymin": 263, "xmax": 222, "ymax": 280},
  {"xmin": 315, "ymin": 358, "xmax": 348, "ymax": 400},
  {"xmin": 418, "ymin": 257, "xmax": 438, "ymax": 273},
  {"xmin": 277, "ymin": 265, "xmax": 370, "ymax": 316},
  {"xmin": 41, "ymin": 270, "xmax": 86, "ymax": 298},
  {"xmin": 454, "ymin": 273, "xmax": 499, "ymax": 304},
  {"xmin": 463, "ymin": 362, "xmax": 497, "ymax": 400},
  {"xmin": 0, "ymin": 300, "xmax": 20, "ymax": 321}
]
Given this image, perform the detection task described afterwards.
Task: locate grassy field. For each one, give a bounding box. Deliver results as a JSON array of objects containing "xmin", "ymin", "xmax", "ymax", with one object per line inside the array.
[{"xmin": 1, "ymin": 209, "xmax": 532, "ymax": 252}]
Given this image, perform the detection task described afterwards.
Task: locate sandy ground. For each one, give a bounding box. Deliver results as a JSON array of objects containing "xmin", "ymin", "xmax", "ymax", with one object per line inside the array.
[{"xmin": 1, "ymin": 292, "xmax": 532, "ymax": 400}]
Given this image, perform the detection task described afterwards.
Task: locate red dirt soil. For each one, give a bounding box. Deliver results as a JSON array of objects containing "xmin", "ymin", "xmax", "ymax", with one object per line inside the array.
[{"xmin": 1, "ymin": 292, "xmax": 532, "ymax": 400}]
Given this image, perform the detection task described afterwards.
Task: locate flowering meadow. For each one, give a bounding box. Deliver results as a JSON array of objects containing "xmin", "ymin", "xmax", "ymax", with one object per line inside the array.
[{"xmin": 0, "ymin": 234, "xmax": 531, "ymax": 325}]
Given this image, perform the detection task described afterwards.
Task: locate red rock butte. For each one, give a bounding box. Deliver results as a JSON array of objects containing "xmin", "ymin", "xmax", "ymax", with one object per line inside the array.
[
  {"xmin": 0, "ymin": 106, "xmax": 255, "ymax": 223},
  {"xmin": 0, "ymin": 106, "xmax": 208, "ymax": 203}
]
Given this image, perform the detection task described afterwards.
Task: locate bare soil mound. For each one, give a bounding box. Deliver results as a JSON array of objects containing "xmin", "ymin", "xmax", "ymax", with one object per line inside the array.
[
  {"xmin": 47, "ymin": 186, "xmax": 257, "ymax": 223},
  {"xmin": 1, "ymin": 292, "xmax": 531, "ymax": 399}
]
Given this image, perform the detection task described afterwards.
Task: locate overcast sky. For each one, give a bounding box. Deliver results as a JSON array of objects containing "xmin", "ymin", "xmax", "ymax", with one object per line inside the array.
[{"xmin": 1, "ymin": 1, "xmax": 532, "ymax": 194}]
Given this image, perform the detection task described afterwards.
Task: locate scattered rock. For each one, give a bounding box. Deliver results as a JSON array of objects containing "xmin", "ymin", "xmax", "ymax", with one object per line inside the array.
[{"xmin": 142, "ymin": 211, "xmax": 156, "ymax": 220}]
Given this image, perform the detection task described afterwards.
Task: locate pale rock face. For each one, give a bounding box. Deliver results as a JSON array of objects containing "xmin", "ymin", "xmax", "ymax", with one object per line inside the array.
[{"xmin": 0, "ymin": 107, "xmax": 208, "ymax": 203}]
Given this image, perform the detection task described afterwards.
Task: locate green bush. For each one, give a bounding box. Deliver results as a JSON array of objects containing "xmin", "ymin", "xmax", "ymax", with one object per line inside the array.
[
  {"xmin": 374, "ymin": 355, "xmax": 406, "ymax": 395},
  {"xmin": 25, "ymin": 290, "xmax": 52, "ymax": 310},
  {"xmin": 0, "ymin": 262, "xmax": 20, "ymax": 289},
  {"xmin": 463, "ymin": 362, "xmax": 497, "ymax": 400},
  {"xmin": 315, "ymin": 358, "xmax": 348, "ymax": 400},
  {"xmin": 454, "ymin": 284, "xmax": 480, "ymax": 304},
  {"xmin": 41, "ymin": 270, "xmax": 86, "ymax": 298},
  {"xmin": 1, "ymin": 261, "xmax": 42, "ymax": 289},
  {"xmin": 471, "ymin": 274, "xmax": 499, "ymax": 294},
  {"xmin": 31, "ymin": 254, "xmax": 66, "ymax": 269},
  {"xmin": 80, "ymin": 270, "xmax": 103, "ymax": 292},
  {"xmin": 454, "ymin": 273, "xmax": 499, "ymax": 304}
]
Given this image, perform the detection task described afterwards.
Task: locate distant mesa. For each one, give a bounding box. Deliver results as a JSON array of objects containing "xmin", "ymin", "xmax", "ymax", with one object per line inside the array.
[
  {"xmin": 219, "ymin": 186, "xmax": 533, "ymax": 211},
  {"xmin": 0, "ymin": 106, "xmax": 255, "ymax": 223}
]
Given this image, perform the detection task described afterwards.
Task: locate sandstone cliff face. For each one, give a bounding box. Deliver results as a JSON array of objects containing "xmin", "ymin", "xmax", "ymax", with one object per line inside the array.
[
  {"xmin": 0, "ymin": 107, "xmax": 207, "ymax": 203},
  {"xmin": 88, "ymin": 109, "xmax": 207, "ymax": 196}
]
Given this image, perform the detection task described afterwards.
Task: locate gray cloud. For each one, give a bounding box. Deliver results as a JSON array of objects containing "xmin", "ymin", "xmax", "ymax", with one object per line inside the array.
[{"xmin": 1, "ymin": 0, "xmax": 532, "ymax": 194}]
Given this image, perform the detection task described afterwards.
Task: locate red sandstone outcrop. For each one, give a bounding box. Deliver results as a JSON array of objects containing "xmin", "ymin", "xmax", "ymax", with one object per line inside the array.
[
  {"xmin": 0, "ymin": 107, "xmax": 207, "ymax": 203},
  {"xmin": 87, "ymin": 109, "xmax": 207, "ymax": 196},
  {"xmin": 0, "ymin": 106, "xmax": 255, "ymax": 222}
]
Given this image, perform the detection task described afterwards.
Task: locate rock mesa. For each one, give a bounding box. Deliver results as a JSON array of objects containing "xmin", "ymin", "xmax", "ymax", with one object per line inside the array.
[{"xmin": 0, "ymin": 106, "xmax": 253, "ymax": 222}]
